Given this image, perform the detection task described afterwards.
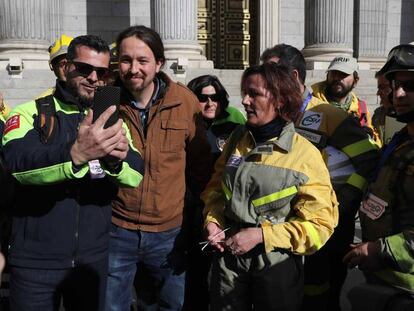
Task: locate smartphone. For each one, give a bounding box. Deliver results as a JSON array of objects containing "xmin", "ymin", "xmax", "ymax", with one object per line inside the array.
[{"xmin": 92, "ymin": 86, "xmax": 121, "ymax": 129}]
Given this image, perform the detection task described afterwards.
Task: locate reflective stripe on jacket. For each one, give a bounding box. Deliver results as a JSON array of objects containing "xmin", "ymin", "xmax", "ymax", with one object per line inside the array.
[
  {"xmin": 202, "ymin": 122, "xmax": 338, "ymax": 256},
  {"xmin": 296, "ymin": 91, "xmax": 379, "ymax": 194}
]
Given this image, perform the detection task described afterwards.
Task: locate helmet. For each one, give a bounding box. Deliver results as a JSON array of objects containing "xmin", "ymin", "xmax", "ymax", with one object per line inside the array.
[
  {"xmin": 379, "ymin": 43, "xmax": 414, "ymax": 123},
  {"xmin": 378, "ymin": 44, "xmax": 414, "ymax": 79},
  {"xmin": 49, "ymin": 34, "xmax": 74, "ymax": 63},
  {"xmin": 109, "ymin": 42, "xmax": 118, "ymax": 68}
]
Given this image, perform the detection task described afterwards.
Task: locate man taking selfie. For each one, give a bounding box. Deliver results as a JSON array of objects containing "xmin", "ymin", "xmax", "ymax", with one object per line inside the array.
[{"xmin": 1, "ymin": 34, "xmax": 144, "ymax": 311}]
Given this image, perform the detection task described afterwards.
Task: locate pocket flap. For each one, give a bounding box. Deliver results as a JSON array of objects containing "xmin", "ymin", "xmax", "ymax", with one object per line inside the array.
[{"xmin": 161, "ymin": 119, "xmax": 187, "ymax": 130}]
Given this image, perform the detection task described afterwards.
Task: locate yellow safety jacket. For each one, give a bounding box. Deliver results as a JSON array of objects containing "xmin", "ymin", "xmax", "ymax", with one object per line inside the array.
[
  {"xmin": 312, "ymin": 81, "xmax": 381, "ymax": 147},
  {"xmin": 202, "ymin": 122, "xmax": 338, "ymax": 256},
  {"xmin": 296, "ymin": 90, "xmax": 380, "ymax": 196}
]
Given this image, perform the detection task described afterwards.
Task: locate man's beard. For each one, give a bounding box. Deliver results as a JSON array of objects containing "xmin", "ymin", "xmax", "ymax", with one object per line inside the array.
[
  {"xmin": 66, "ymin": 80, "xmax": 94, "ymax": 108},
  {"xmin": 326, "ymin": 81, "xmax": 354, "ymax": 99}
]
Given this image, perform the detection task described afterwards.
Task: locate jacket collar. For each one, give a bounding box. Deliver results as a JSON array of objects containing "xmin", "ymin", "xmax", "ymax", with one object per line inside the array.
[
  {"xmin": 53, "ymin": 80, "xmax": 86, "ymax": 110},
  {"xmin": 271, "ymin": 121, "xmax": 295, "ymax": 152},
  {"xmin": 246, "ymin": 121, "xmax": 295, "ymax": 154}
]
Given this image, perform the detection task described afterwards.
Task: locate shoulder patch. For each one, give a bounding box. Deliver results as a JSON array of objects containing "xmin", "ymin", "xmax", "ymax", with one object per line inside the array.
[
  {"xmin": 299, "ymin": 110, "xmax": 323, "ymax": 130},
  {"xmin": 4, "ymin": 114, "xmax": 20, "ymax": 135}
]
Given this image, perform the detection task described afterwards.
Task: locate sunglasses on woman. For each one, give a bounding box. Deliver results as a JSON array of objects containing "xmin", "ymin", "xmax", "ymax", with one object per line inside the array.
[
  {"xmin": 197, "ymin": 93, "xmax": 220, "ymax": 102},
  {"xmin": 71, "ymin": 61, "xmax": 109, "ymax": 80}
]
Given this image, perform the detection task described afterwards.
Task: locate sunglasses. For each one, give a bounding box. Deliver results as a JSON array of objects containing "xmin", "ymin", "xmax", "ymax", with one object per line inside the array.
[
  {"xmin": 197, "ymin": 93, "xmax": 220, "ymax": 102},
  {"xmin": 392, "ymin": 79, "xmax": 414, "ymax": 93},
  {"xmin": 71, "ymin": 61, "xmax": 109, "ymax": 79}
]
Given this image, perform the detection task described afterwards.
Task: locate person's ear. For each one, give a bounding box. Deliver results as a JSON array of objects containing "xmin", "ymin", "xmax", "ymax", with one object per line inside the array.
[{"xmin": 292, "ymin": 69, "xmax": 300, "ymax": 82}]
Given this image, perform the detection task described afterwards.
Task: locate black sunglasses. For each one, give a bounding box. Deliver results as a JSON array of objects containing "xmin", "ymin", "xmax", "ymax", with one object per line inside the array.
[
  {"xmin": 71, "ymin": 61, "xmax": 109, "ymax": 79},
  {"xmin": 392, "ymin": 79, "xmax": 414, "ymax": 93},
  {"xmin": 197, "ymin": 93, "xmax": 220, "ymax": 102}
]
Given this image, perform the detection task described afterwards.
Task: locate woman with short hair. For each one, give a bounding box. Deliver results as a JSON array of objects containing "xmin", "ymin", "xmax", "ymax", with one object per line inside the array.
[{"xmin": 187, "ymin": 75, "xmax": 246, "ymax": 163}]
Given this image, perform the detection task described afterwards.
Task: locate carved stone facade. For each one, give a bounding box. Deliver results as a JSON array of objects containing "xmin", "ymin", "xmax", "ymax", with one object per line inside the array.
[{"xmin": 0, "ymin": 0, "xmax": 412, "ymax": 106}]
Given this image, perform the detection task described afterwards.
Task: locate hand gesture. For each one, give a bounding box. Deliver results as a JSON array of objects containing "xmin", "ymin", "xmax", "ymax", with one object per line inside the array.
[{"xmin": 70, "ymin": 106, "xmax": 125, "ymax": 166}]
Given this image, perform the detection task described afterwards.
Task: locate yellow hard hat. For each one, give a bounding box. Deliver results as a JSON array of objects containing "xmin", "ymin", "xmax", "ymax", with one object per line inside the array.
[
  {"xmin": 49, "ymin": 34, "xmax": 74, "ymax": 63},
  {"xmin": 109, "ymin": 42, "xmax": 117, "ymax": 64}
]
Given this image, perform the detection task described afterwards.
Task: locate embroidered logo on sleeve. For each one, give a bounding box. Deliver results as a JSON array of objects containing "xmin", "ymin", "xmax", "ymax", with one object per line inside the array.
[
  {"xmin": 226, "ymin": 154, "xmax": 243, "ymax": 168},
  {"xmin": 360, "ymin": 193, "xmax": 387, "ymax": 220},
  {"xmin": 4, "ymin": 115, "xmax": 20, "ymax": 135},
  {"xmin": 299, "ymin": 111, "xmax": 322, "ymax": 130}
]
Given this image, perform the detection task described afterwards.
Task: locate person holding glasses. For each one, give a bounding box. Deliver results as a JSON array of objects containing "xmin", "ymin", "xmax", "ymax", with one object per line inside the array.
[
  {"xmin": 1, "ymin": 34, "xmax": 144, "ymax": 311},
  {"xmin": 344, "ymin": 44, "xmax": 414, "ymax": 310}
]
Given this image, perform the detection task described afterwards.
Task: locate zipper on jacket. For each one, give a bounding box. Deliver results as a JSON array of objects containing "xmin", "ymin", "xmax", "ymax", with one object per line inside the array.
[
  {"xmin": 71, "ymin": 108, "xmax": 85, "ymax": 267},
  {"xmin": 72, "ymin": 189, "xmax": 80, "ymax": 267}
]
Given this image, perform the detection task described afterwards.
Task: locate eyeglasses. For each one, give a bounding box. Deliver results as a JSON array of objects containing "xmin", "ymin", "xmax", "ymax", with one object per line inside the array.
[
  {"xmin": 70, "ymin": 61, "xmax": 109, "ymax": 79},
  {"xmin": 392, "ymin": 79, "xmax": 414, "ymax": 92},
  {"xmin": 386, "ymin": 44, "xmax": 414, "ymax": 66},
  {"xmin": 197, "ymin": 93, "xmax": 220, "ymax": 102}
]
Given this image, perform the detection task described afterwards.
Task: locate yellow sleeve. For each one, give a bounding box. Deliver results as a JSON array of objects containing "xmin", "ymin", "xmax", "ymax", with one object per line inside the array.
[
  {"xmin": 365, "ymin": 109, "xmax": 382, "ymax": 148},
  {"xmin": 262, "ymin": 155, "xmax": 339, "ymax": 255}
]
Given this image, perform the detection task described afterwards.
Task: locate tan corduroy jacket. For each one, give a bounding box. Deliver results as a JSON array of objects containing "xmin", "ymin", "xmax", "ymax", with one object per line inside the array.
[{"xmin": 112, "ymin": 72, "xmax": 212, "ymax": 232}]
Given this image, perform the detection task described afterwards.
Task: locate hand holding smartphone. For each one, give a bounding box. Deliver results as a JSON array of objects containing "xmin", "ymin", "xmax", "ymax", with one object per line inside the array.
[{"xmin": 92, "ymin": 86, "xmax": 121, "ymax": 128}]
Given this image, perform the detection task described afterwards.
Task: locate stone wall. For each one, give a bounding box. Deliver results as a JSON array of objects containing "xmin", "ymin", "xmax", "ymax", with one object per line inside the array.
[{"xmin": 279, "ymin": 0, "xmax": 305, "ymax": 49}]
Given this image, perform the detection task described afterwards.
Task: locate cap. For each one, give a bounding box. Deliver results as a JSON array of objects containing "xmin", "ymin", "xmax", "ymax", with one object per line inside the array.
[
  {"xmin": 49, "ymin": 34, "xmax": 74, "ymax": 63},
  {"xmin": 327, "ymin": 56, "xmax": 358, "ymax": 75}
]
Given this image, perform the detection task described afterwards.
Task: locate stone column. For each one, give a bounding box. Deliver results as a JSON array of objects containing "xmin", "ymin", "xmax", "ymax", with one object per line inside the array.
[
  {"xmin": 259, "ymin": 0, "xmax": 280, "ymax": 58},
  {"xmin": 152, "ymin": 0, "xmax": 213, "ymax": 70},
  {"xmin": 302, "ymin": 0, "xmax": 354, "ymax": 68},
  {"xmin": 0, "ymin": 0, "xmax": 59, "ymax": 70},
  {"xmin": 354, "ymin": 0, "xmax": 388, "ymax": 69}
]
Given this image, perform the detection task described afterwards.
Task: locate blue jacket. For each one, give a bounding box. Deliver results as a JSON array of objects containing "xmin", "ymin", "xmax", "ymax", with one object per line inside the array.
[{"xmin": 1, "ymin": 82, "xmax": 144, "ymax": 269}]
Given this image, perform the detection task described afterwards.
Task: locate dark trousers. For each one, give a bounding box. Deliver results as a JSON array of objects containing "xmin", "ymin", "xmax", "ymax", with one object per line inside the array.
[
  {"xmin": 302, "ymin": 213, "xmax": 355, "ymax": 311},
  {"xmin": 10, "ymin": 259, "xmax": 108, "ymax": 311}
]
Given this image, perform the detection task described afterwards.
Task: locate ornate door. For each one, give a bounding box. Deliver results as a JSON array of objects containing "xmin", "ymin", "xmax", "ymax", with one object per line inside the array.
[{"xmin": 198, "ymin": 0, "xmax": 257, "ymax": 69}]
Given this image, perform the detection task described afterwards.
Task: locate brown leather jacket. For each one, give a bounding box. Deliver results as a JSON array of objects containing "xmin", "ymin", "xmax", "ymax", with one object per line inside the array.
[{"xmin": 112, "ymin": 72, "xmax": 212, "ymax": 232}]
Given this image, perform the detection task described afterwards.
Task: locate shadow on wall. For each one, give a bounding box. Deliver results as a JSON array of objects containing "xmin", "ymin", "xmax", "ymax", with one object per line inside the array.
[
  {"xmin": 400, "ymin": 0, "xmax": 414, "ymax": 43},
  {"xmin": 86, "ymin": 0, "xmax": 131, "ymax": 44}
]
